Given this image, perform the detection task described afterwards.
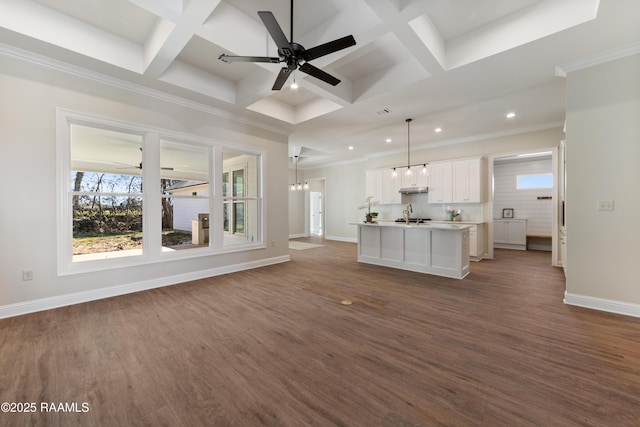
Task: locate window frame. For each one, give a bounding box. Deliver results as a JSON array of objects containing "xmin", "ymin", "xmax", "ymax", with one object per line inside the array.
[{"xmin": 56, "ymin": 109, "xmax": 265, "ymax": 276}]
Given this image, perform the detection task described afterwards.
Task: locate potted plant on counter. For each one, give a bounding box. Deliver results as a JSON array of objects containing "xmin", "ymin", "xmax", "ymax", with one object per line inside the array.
[{"xmin": 358, "ymin": 196, "xmax": 380, "ymax": 223}]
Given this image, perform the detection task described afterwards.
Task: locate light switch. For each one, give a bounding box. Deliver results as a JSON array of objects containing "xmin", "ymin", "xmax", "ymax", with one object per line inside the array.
[{"xmin": 597, "ymin": 200, "xmax": 615, "ymax": 211}]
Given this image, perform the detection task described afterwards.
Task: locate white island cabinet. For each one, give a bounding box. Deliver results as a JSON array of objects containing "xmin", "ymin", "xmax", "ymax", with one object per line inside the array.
[{"xmin": 352, "ymin": 222, "xmax": 471, "ymax": 279}]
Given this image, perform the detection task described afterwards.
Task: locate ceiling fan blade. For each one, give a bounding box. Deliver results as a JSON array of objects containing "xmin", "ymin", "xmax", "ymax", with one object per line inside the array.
[
  {"xmin": 272, "ymin": 67, "xmax": 293, "ymax": 90},
  {"xmin": 302, "ymin": 35, "xmax": 356, "ymax": 62},
  {"xmin": 258, "ymin": 11, "xmax": 293, "ymax": 55},
  {"xmin": 299, "ymin": 63, "xmax": 340, "ymax": 86},
  {"xmin": 161, "ymin": 167, "xmax": 174, "ymax": 171},
  {"xmin": 113, "ymin": 162, "xmax": 140, "ymax": 169},
  {"xmin": 218, "ymin": 53, "xmax": 280, "ymax": 64}
]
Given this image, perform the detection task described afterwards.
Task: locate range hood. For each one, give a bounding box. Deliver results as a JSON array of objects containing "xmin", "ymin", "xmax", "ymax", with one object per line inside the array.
[{"xmin": 399, "ymin": 186, "xmax": 428, "ymax": 194}]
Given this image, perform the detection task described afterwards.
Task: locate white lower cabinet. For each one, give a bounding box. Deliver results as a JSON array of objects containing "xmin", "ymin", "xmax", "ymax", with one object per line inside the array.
[
  {"xmin": 493, "ymin": 219, "xmax": 527, "ymax": 250},
  {"xmin": 468, "ymin": 223, "xmax": 486, "ymax": 260}
]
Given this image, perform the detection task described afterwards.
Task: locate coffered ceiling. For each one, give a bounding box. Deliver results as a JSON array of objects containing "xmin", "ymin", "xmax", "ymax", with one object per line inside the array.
[{"xmin": 1, "ymin": 0, "xmax": 639, "ymax": 167}]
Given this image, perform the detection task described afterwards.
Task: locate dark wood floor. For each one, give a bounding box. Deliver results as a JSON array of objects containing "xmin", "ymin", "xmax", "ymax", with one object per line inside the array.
[{"xmin": 2, "ymin": 239, "xmax": 640, "ymax": 426}]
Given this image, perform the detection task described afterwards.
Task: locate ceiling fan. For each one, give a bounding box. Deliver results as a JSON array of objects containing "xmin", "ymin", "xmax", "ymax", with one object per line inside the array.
[
  {"xmin": 114, "ymin": 148, "xmax": 174, "ymax": 171},
  {"xmin": 218, "ymin": 0, "xmax": 356, "ymax": 90},
  {"xmin": 114, "ymin": 162, "xmax": 174, "ymax": 171}
]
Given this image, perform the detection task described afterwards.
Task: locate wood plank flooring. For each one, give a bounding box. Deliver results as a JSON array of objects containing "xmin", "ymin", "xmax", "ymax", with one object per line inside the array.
[{"xmin": 2, "ymin": 239, "xmax": 640, "ymax": 426}]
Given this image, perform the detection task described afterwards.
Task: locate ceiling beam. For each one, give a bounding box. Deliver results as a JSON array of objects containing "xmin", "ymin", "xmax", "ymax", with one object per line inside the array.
[
  {"xmin": 141, "ymin": 0, "xmax": 223, "ymax": 79},
  {"xmin": 363, "ymin": 0, "xmax": 445, "ymax": 77}
]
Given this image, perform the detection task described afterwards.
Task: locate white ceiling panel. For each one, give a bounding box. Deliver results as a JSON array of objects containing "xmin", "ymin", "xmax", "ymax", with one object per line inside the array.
[{"xmin": 1, "ymin": 0, "xmax": 638, "ymax": 167}]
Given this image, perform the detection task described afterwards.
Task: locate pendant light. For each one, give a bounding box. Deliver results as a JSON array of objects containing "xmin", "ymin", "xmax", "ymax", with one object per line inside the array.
[
  {"xmin": 389, "ymin": 118, "xmax": 429, "ymax": 176},
  {"xmin": 290, "ymin": 155, "xmax": 308, "ymax": 191},
  {"xmin": 405, "ymin": 118, "xmax": 413, "ymax": 176},
  {"xmin": 290, "ymin": 155, "xmax": 299, "ymax": 191}
]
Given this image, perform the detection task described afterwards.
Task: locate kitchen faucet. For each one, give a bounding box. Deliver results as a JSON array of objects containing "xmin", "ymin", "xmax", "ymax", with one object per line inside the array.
[{"xmin": 402, "ymin": 203, "xmax": 413, "ymax": 224}]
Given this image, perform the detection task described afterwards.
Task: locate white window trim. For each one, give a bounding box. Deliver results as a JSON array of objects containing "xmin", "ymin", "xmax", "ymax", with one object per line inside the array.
[{"xmin": 56, "ymin": 109, "xmax": 266, "ymax": 276}]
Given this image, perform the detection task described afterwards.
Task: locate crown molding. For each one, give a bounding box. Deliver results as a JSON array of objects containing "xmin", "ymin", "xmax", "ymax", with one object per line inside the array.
[
  {"xmin": 0, "ymin": 42, "xmax": 290, "ymax": 137},
  {"xmin": 556, "ymin": 41, "xmax": 640, "ymax": 77}
]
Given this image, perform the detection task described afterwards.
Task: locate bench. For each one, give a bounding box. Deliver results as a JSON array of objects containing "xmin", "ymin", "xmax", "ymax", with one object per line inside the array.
[{"xmin": 526, "ymin": 235, "xmax": 552, "ymax": 251}]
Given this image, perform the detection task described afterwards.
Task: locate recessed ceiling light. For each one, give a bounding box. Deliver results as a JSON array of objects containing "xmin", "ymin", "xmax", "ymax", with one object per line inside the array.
[
  {"xmin": 434, "ymin": 127, "xmax": 442, "ymax": 133},
  {"xmin": 506, "ymin": 112, "xmax": 517, "ymax": 119},
  {"xmin": 348, "ymin": 146, "xmax": 354, "ymax": 150},
  {"xmin": 385, "ymin": 138, "xmax": 392, "ymax": 143}
]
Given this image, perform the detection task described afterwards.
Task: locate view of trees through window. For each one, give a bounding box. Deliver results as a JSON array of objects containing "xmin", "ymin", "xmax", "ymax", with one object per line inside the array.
[
  {"xmin": 71, "ymin": 171, "xmax": 144, "ymax": 256},
  {"xmin": 71, "ymin": 124, "xmax": 145, "ymax": 258}
]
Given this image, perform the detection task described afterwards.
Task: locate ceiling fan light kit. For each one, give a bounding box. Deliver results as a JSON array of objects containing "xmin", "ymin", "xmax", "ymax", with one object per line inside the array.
[{"xmin": 219, "ymin": 0, "xmax": 356, "ymax": 90}]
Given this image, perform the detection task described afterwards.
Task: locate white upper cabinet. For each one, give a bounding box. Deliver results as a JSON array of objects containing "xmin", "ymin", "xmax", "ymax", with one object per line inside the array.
[
  {"xmin": 428, "ymin": 161, "xmax": 453, "ymax": 204},
  {"xmin": 452, "ymin": 158, "xmax": 485, "ymax": 203},
  {"xmin": 401, "ymin": 166, "xmax": 429, "ymax": 188},
  {"xmin": 365, "ymin": 170, "xmax": 383, "ymax": 202},
  {"xmin": 367, "ymin": 157, "xmax": 483, "ymax": 206},
  {"xmin": 381, "ymin": 168, "xmax": 402, "ymax": 204}
]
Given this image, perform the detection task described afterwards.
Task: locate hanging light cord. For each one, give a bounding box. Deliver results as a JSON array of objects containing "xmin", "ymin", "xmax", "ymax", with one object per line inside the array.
[{"xmin": 406, "ymin": 118, "xmax": 412, "ymax": 169}]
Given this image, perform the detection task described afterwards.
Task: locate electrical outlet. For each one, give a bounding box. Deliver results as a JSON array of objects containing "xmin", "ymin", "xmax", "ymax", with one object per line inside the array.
[
  {"xmin": 597, "ymin": 200, "xmax": 615, "ymax": 211},
  {"xmin": 22, "ymin": 270, "xmax": 33, "ymax": 281}
]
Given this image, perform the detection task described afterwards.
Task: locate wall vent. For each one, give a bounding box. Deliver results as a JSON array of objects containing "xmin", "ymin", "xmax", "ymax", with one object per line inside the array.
[{"xmin": 376, "ymin": 107, "xmax": 392, "ymax": 115}]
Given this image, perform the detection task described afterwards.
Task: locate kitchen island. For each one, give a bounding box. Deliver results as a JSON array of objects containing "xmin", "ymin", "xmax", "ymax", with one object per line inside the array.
[{"xmin": 352, "ymin": 221, "xmax": 471, "ymax": 279}]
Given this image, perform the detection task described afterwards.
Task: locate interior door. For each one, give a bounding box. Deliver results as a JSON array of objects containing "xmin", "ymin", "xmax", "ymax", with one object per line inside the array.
[{"xmin": 310, "ymin": 191, "xmax": 322, "ymax": 235}]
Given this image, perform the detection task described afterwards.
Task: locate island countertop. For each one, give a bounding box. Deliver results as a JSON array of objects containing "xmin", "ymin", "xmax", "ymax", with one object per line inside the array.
[{"xmin": 350, "ymin": 221, "xmax": 472, "ymax": 231}]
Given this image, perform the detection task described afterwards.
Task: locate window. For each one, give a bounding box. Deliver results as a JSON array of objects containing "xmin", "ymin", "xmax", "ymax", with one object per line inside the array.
[
  {"xmin": 517, "ymin": 173, "xmax": 553, "ymax": 189},
  {"xmin": 160, "ymin": 139, "xmax": 211, "ymax": 251},
  {"xmin": 69, "ymin": 124, "xmax": 144, "ymax": 261},
  {"xmin": 222, "ymin": 150, "xmax": 260, "ymax": 247},
  {"xmin": 57, "ymin": 110, "xmax": 264, "ymax": 274}
]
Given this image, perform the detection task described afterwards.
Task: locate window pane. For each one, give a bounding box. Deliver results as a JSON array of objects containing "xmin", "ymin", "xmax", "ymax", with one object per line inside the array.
[
  {"xmin": 222, "ymin": 150, "xmax": 260, "ymax": 247},
  {"xmin": 233, "ymin": 169, "xmax": 244, "ymax": 197},
  {"xmin": 72, "ymin": 196, "xmax": 143, "ymax": 260},
  {"xmin": 71, "ymin": 124, "xmax": 142, "ymax": 180},
  {"xmin": 223, "ymin": 202, "xmax": 229, "ymax": 232},
  {"xmin": 222, "ymin": 172, "xmax": 229, "ymax": 197},
  {"xmin": 70, "ymin": 124, "xmax": 144, "ymax": 261},
  {"xmin": 517, "ymin": 173, "xmax": 553, "ymax": 189},
  {"xmin": 160, "ymin": 140, "xmax": 210, "ymax": 250},
  {"xmin": 234, "ymin": 202, "xmax": 244, "ymax": 234},
  {"xmin": 223, "ymin": 200, "xmax": 258, "ymax": 246}
]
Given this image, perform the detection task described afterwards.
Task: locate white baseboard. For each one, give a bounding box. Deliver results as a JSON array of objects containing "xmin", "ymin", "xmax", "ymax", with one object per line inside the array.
[
  {"xmin": 564, "ymin": 291, "xmax": 640, "ymax": 319},
  {"xmin": 0, "ymin": 255, "xmax": 290, "ymax": 320},
  {"xmin": 288, "ymin": 233, "xmax": 307, "ymax": 239},
  {"xmin": 325, "ymin": 235, "xmax": 357, "ymax": 243}
]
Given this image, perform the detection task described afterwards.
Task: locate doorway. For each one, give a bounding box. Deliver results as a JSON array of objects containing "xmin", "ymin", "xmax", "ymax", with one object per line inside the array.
[
  {"xmin": 305, "ymin": 178, "xmax": 325, "ymax": 237},
  {"xmin": 310, "ymin": 191, "xmax": 323, "ymax": 236},
  {"xmin": 488, "ymin": 148, "xmax": 559, "ymax": 266}
]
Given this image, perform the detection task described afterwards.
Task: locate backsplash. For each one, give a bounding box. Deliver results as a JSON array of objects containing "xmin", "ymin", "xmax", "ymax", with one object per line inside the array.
[{"xmin": 370, "ymin": 195, "xmax": 485, "ymax": 222}]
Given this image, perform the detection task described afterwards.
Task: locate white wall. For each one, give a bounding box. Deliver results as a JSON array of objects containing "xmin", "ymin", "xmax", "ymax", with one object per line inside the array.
[
  {"xmin": 564, "ymin": 53, "xmax": 640, "ymax": 309},
  {"xmin": 0, "ymin": 54, "xmax": 290, "ymax": 316},
  {"xmin": 172, "ymin": 184, "xmax": 209, "ymax": 231}
]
